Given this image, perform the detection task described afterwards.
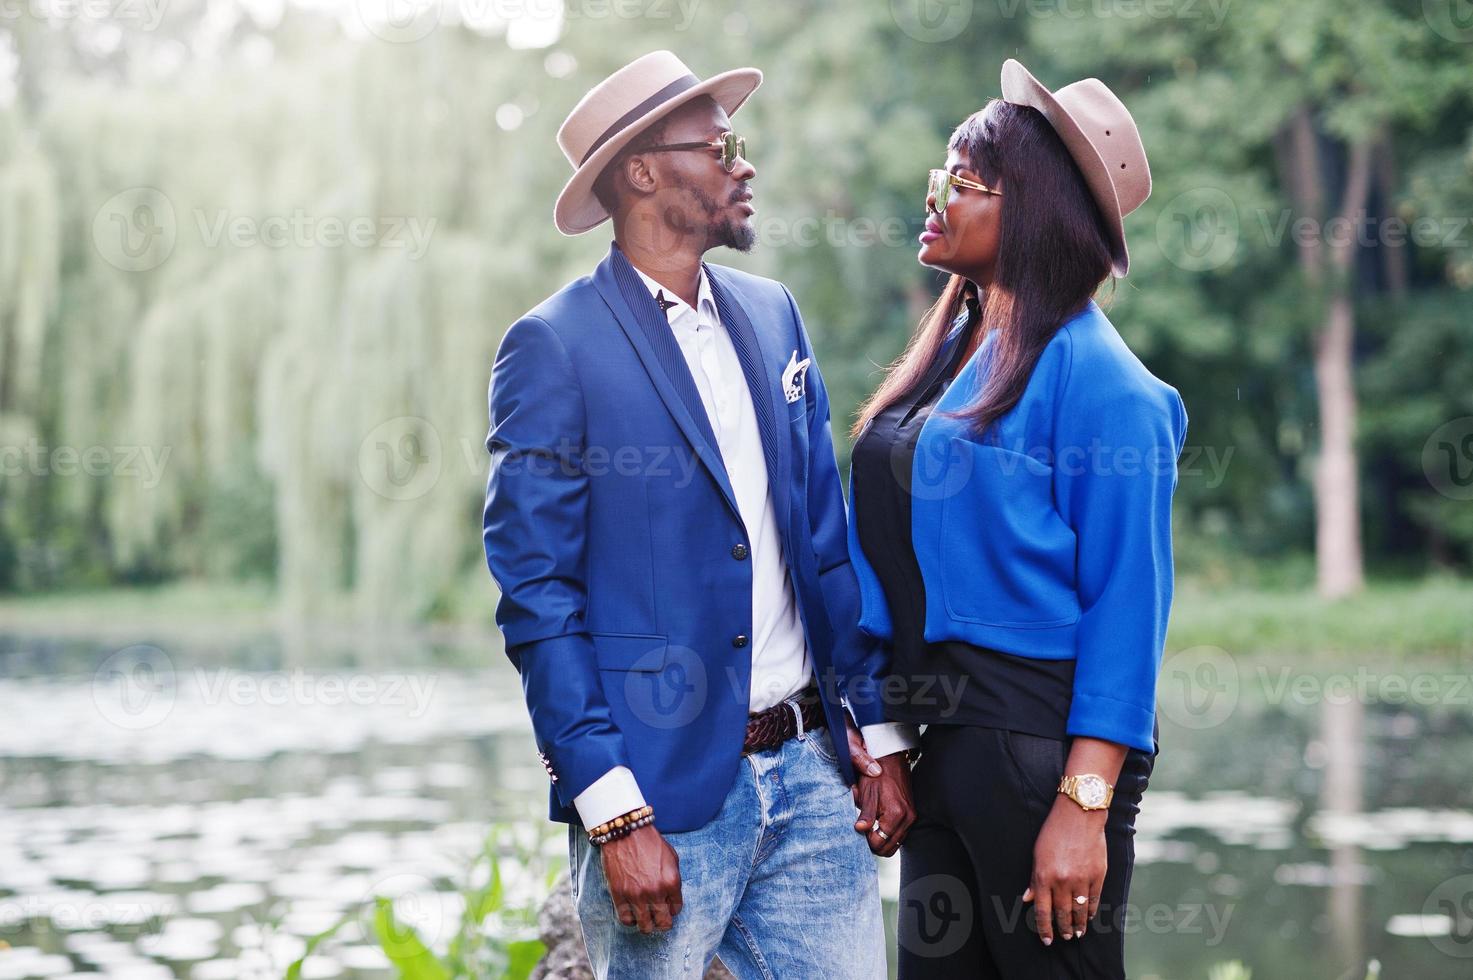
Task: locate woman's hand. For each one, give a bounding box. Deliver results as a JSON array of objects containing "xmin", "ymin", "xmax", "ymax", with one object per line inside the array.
[{"xmin": 1023, "ymin": 796, "xmax": 1107, "ymax": 944}]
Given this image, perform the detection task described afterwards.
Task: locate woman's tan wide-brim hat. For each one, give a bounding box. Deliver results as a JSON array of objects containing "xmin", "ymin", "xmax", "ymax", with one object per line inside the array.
[
  {"xmin": 1000, "ymin": 59, "xmax": 1151, "ymax": 277},
  {"xmin": 554, "ymin": 50, "xmax": 762, "ymax": 236}
]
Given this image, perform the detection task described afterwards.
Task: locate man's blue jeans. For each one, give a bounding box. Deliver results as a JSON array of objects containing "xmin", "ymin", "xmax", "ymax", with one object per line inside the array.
[{"xmin": 569, "ymin": 726, "xmax": 886, "ymax": 979}]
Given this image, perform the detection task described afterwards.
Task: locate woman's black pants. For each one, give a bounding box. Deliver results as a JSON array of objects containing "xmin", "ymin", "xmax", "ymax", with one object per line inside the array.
[{"xmin": 897, "ymin": 724, "xmax": 1154, "ymax": 979}]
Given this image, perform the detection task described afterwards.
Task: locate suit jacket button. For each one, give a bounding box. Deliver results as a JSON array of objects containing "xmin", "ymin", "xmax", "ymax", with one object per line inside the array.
[
  {"xmin": 731, "ymin": 544, "xmax": 748, "ymax": 560},
  {"xmin": 732, "ymin": 634, "xmax": 749, "ymax": 648}
]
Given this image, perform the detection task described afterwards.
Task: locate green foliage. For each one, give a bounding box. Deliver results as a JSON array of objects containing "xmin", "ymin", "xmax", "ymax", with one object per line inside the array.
[
  {"xmin": 1360, "ymin": 293, "xmax": 1473, "ymax": 567},
  {"xmin": 284, "ymin": 826, "xmax": 549, "ymax": 980},
  {"xmin": 1025, "ymin": 0, "xmax": 1472, "ymax": 525},
  {"xmin": 373, "ymin": 898, "xmax": 454, "ymax": 980},
  {"xmin": 284, "ymin": 915, "xmax": 356, "ymax": 980},
  {"xmin": 197, "ymin": 462, "xmax": 280, "ymax": 582}
]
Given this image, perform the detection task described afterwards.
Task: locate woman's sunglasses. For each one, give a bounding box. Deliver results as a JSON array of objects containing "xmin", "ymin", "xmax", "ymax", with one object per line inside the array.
[
  {"xmin": 927, "ymin": 168, "xmax": 1002, "ymax": 217},
  {"xmin": 640, "ymin": 132, "xmax": 748, "ymax": 173}
]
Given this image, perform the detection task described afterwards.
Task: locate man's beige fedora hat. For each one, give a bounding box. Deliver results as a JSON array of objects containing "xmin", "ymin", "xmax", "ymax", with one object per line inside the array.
[
  {"xmin": 554, "ymin": 50, "xmax": 762, "ymax": 236},
  {"xmin": 1000, "ymin": 59, "xmax": 1151, "ymax": 277}
]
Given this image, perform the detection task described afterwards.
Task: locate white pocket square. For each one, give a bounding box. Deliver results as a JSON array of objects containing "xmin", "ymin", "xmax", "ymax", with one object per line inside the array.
[{"xmin": 782, "ymin": 350, "xmax": 811, "ymax": 405}]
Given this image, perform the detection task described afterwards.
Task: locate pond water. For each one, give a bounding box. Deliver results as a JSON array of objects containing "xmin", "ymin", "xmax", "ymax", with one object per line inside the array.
[{"xmin": 0, "ymin": 631, "xmax": 1469, "ymax": 979}]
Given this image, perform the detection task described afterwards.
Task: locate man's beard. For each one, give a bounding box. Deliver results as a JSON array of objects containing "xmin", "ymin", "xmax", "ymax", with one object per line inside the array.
[
  {"xmin": 663, "ymin": 177, "xmax": 757, "ymax": 253},
  {"xmin": 713, "ymin": 213, "xmax": 757, "ymax": 253}
]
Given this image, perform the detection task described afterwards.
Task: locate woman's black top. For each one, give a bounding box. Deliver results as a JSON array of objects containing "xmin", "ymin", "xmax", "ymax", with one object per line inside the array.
[{"xmin": 850, "ymin": 301, "xmax": 1076, "ymax": 739}]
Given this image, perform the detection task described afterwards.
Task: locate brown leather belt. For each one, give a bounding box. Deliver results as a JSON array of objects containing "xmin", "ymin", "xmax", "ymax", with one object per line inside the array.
[{"xmin": 742, "ymin": 687, "xmax": 826, "ymax": 755}]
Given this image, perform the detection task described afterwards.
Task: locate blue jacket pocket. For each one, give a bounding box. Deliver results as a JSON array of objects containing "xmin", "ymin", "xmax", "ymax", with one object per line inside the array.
[
  {"xmin": 590, "ymin": 632, "xmax": 669, "ymax": 672},
  {"xmin": 938, "ymin": 441, "xmax": 1080, "ymax": 629}
]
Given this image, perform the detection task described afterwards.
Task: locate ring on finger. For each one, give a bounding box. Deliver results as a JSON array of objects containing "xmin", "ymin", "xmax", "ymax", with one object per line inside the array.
[
  {"xmin": 875, "ymin": 828, "xmax": 889, "ymax": 841},
  {"xmin": 1075, "ymin": 895, "xmax": 1088, "ymax": 905}
]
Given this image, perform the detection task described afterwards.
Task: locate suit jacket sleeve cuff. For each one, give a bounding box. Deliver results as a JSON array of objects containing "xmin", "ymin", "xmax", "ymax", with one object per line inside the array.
[
  {"xmin": 860, "ymin": 722, "xmax": 921, "ymax": 760},
  {"xmin": 572, "ymin": 766, "xmax": 647, "ymax": 829}
]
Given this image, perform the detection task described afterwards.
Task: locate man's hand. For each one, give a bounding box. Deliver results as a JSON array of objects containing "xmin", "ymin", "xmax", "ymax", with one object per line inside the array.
[
  {"xmin": 599, "ymin": 824, "xmax": 683, "ymax": 933},
  {"xmin": 845, "ymin": 721, "xmax": 884, "ymax": 781},
  {"xmin": 853, "ymin": 753, "xmax": 916, "ymax": 857},
  {"xmin": 845, "ymin": 718, "xmax": 916, "ymax": 857}
]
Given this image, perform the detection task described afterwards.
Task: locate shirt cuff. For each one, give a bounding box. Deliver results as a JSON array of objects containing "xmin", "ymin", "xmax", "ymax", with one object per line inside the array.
[
  {"xmin": 572, "ymin": 766, "xmax": 647, "ymax": 828},
  {"xmin": 860, "ymin": 722, "xmax": 921, "ymax": 760}
]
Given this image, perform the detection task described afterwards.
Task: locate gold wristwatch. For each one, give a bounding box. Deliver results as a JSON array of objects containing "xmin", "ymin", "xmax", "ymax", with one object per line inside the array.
[{"xmin": 1057, "ymin": 774, "xmax": 1114, "ymax": 811}]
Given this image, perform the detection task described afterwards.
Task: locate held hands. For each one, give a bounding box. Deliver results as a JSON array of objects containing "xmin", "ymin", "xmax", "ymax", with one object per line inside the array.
[
  {"xmin": 598, "ymin": 717, "xmax": 921, "ymax": 934},
  {"xmin": 845, "ymin": 719, "xmax": 917, "ymax": 858},
  {"xmin": 1022, "ymin": 796, "xmax": 1108, "ymax": 945},
  {"xmin": 599, "ymin": 824, "xmax": 683, "ymax": 933}
]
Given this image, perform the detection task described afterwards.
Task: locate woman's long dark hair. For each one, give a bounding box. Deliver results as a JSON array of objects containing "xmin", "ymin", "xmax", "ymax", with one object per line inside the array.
[{"xmin": 853, "ymin": 99, "xmax": 1115, "ymax": 440}]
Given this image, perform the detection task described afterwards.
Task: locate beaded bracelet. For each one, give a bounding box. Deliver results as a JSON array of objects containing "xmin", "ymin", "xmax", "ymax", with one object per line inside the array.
[
  {"xmin": 589, "ymin": 808, "xmax": 653, "ymax": 844},
  {"xmin": 590, "ymin": 811, "xmax": 655, "ymax": 846},
  {"xmin": 586, "ymin": 804, "xmax": 653, "ymax": 843}
]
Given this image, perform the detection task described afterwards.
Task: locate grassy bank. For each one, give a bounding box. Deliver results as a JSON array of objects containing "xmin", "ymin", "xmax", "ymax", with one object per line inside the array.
[
  {"xmin": 0, "ymin": 580, "xmax": 278, "ymax": 640},
  {"xmin": 1167, "ymin": 575, "xmax": 1473, "ymax": 659},
  {"xmin": 0, "ymin": 575, "xmax": 1469, "ymax": 659}
]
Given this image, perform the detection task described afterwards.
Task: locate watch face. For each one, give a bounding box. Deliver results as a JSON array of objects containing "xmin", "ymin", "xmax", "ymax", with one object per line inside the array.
[{"xmin": 1076, "ymin": 775, "xmax": 1108, "ymax": 807}]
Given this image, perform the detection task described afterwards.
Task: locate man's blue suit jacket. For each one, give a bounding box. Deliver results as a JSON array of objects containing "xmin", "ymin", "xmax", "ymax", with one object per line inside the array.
[{"xmin": 482, "ymin": 243, "xmax": 890, "ymax": 832}]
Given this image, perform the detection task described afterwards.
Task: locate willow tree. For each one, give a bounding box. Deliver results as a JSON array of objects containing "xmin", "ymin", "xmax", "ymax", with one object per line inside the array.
[
  {"xmin": 0, "ymin": 106, "xmax": 61, "ymax": 589},
  {"xmin": 7, "ymin": 6, "xmax": 599, "ymax": 618}
]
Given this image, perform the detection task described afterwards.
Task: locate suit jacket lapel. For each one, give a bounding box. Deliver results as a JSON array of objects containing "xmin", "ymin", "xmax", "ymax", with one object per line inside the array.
[
  {"xmin": 592, "ymin": 245, "xmax": 741, "ymax": 521},
  {"xmin": 705, "ymin": 266, "xmax": 792, "ymax": 532}
]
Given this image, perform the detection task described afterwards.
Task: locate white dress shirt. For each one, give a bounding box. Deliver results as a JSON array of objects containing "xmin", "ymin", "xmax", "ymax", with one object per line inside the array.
[{"xmin": 572, "ymin": 264, "xmax": 917, "ymax": 829}]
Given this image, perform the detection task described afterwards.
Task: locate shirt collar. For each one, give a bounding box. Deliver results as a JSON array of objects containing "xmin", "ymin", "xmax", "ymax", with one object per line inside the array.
[{"xmin": 631, "ymin": 264, "xmax": 715, "ymax": 323}]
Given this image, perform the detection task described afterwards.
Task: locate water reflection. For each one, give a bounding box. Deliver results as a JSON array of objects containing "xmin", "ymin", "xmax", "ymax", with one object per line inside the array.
[
  {"xmin": 1323, "ymin": 694, "xmax": 1365, "ymax": 978},
  {"xmin": 1136, "ymin": 661, "xmax": 1473, "ymax": 979},
  {"xmin": 1, "ymin": 633, "xmax": 1470, "ymax": 978},
  {"xmin": 0, "ymin": 632, "xmax": 549, "ymax": 979}
]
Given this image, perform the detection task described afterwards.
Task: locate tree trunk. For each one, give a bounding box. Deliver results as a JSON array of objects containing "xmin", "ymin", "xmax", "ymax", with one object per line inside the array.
[
  {"xmin": 1282, "ymin": 107, "xmax": 1372, "ymax": 598},
  {"xmin": 1312, "ymin": 289, "xmax": 1364, "ymax": 597},
  {"xmin": 1314, "ymin": 135, "xmax": 1374, "ymax": 598}
]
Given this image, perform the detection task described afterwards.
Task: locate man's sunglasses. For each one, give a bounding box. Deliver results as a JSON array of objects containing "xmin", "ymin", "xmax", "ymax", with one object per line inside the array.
[
  {"xmin": 927, "ymin": 168, "xmax": 1002, "ymax": 216},
  {"xmin": 640, "ymin": 132, "xmax": 748, "ymax": 173}
]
